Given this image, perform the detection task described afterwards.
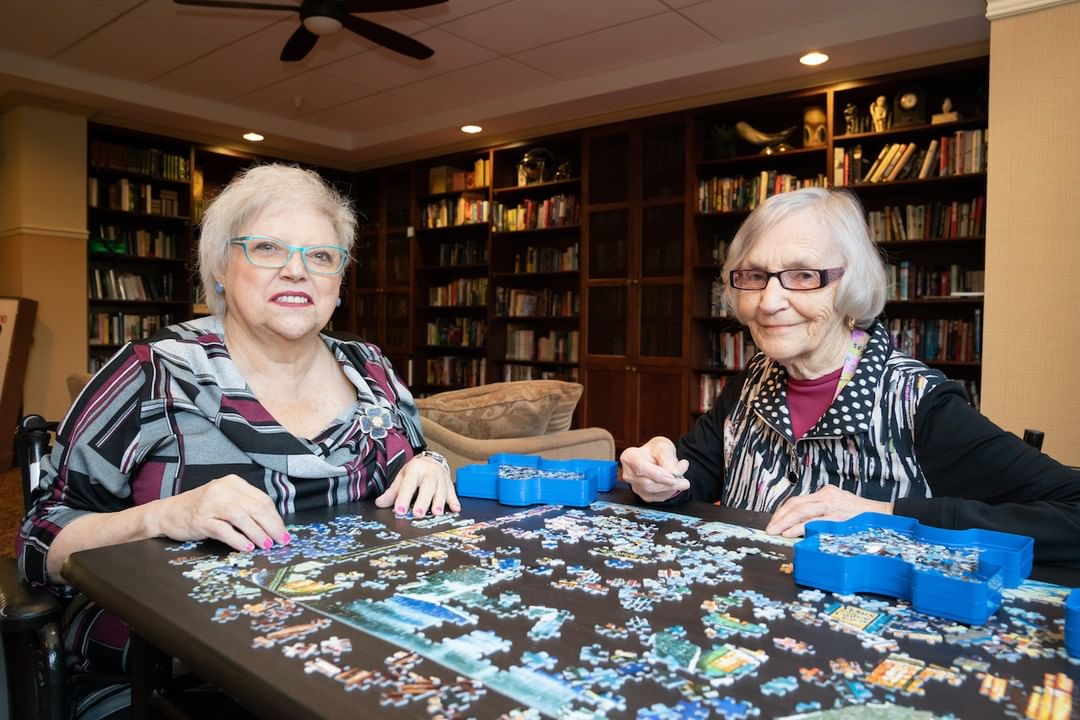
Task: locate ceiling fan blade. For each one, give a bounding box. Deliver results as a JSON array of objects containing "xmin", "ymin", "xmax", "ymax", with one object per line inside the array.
[
  {"xmin": 280, "ymin": 25, "xmax": 319, "ymax": 62},
  {"xmin": 173, "ymin": 0, "xmax": 300, "ymax": 10},
  {"xmin": 341, "ymin": 0, "xmax": 448, "ymax": 11},
  {"xmin": 339, "ymin": 13, "xmax": 434, "ymax": 60}
]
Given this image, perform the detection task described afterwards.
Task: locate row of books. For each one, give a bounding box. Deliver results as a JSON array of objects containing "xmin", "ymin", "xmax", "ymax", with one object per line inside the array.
[
  {"xmin": 511, "ymin": 244, "xmax": 579, "ymax": 273},
  {"xmin": 697, "ymin": 374, "xmax": 730, "ymax": 413},
  {"xmin": 705, "ymin": 330, "xmax": 757, "ymax": 370},
  {"xmin": 421, "ymin": 195, "xmax": 490, "ymax": 228},
  {"xmin": 492, "ymin": 195, "xmax": 579, "ymax": 232},
  {"xmin": 425, "ymin": 318, "xmax": 486, "ymax": 347},
  {"xmin": 90, "ymin": 226, "xmax": 178, "ymax": 259},
  {"xmin": 886, "ymin": 263, "xmax": 985, "ymax": 300},
  {"xmin": 435, "ymin": 241, "xmax": 487, "ymax": 266},
  {"xmin": 89, "ymin": 140, "xmax": 190, "ymax": 181},
  {"xmin": 425, "ymin": 357, "xmax": 486, "ymax": 388},
  {"xmin": 494, "ymin": 288, "xmax": 579, "ymax": 318},
  {"xmin": 506, "ymin": 327, "xmax": 579, "ymax": 363},
  {"xmin": 887, "ymin": 314, "xmax": 982, "ymax": 364},
  {"xmin": 427, "ymin": 158, "xmax": 490, "ymax": 194},
  {"xmin": 89, "ymin": 178, "xmax": 184, "ymax": 217},
  {"xmin": 836, "ymin": 129, "xmax": 988, "ymax": 185},
  {"xmin": 88, "ymin": 312, "xmax": 173, "ymax": 346},
  {"xmin": 869, "ymin": 197, "xmax": 985, "ymax": 243},
  {"xmin": 501, "ymin": 364, "xmax": 579, "ymax": 382},
  {"xmin": 697, "ymin": 172, "xmax": 829, "ymax": 214},
  {"xmin": 90, "ymin": 269, "xmax": 176, "ymax": 302},
  {"xmin": 428, "ymin": 278, "xmax": 488, "ymax": 307}
]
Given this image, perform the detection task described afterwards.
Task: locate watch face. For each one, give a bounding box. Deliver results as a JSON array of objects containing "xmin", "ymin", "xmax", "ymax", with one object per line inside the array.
[{"xmin": 900, "ymin": 92, "xmax": 919, "ymax": 110}]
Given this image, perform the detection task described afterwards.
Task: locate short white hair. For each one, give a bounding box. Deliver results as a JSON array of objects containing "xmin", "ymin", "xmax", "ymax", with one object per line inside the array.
[
  {"xmin": 721, "ymin": 187, "xmax": 887, "ymax": 328},
  {"xmin": 198, "ymin": 163, "xmax": 356, "ymax": 317}
]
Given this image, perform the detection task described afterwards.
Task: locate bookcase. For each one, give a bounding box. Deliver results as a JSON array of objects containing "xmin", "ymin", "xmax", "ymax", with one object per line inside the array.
[
  {"xmin": 579, "ymin": 117, "xmax": 689, "ymax": 449},
  {"xmin": 411, "ymin": 150, "xmax": 493, "ymax": 393},
  {"xmin": 489, "ymin": 134, "xmax": 582, "ymax": 386},
  {"xmin": 86, "ymin": 124, "xmax": 194, "ymax": 371}
]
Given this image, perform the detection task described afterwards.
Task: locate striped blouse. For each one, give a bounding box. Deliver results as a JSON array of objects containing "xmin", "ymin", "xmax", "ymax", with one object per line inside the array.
[{"xmin": 17, "ymin": 315, "xmax": 424, "ymax": 591}]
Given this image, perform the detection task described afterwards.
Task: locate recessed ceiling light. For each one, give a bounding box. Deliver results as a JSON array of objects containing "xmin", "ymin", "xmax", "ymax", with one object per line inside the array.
[
  {"xmin": 799, "ymin": 52, "xmax": 829, "ymax": 66},
  {"xmin": 243, "ymin": 132, "xmax": 265, "ymax": 142},
  {"xmin": 460, "ymin": 124, "xmax": 483, "ymax": 134}
]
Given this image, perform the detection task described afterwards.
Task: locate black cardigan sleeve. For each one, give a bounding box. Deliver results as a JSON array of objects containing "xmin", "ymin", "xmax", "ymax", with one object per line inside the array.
[
  {"xmin": 897, "ymin": 382, "xmax": 1080, "ymax": 567},
  {"xmin": 673, "ymin": 371, "xmax": 748, "ymax": 504}
]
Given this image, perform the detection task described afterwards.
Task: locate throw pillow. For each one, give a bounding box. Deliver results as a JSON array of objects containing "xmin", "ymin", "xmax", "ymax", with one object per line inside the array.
[{"xmin": 416, "ymin": 380, "xmax": 582, "ymax": 439}]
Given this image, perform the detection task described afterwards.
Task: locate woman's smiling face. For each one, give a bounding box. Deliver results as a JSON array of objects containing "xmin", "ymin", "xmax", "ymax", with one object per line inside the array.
[
  {"xmin": 220, "ymin": 204, "xmax": 342, "ymax": 344},
  {"xmin": 734, "ymin": 209, "xmax": 850, "ymax": 379}
]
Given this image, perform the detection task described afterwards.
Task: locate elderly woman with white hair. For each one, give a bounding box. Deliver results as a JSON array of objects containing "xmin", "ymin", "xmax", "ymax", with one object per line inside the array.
[
  {"xmin": 18, "ymin": 164, "xmax": 455, "ymax": 717},
  {"xmin": 621, "ymin": 187, "xmax": 1080, "ymax": 572}
]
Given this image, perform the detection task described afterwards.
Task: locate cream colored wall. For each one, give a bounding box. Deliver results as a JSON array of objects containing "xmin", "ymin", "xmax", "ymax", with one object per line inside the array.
[
  {"xmin": 0, "ymin": 105, "xmax": 87, "ymax": 420},
  {"xmin": 983, "ymin": 1, "xmax": 1080, "ymax": 465}
]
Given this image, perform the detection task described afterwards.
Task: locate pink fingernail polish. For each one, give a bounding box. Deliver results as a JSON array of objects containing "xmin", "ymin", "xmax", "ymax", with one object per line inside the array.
[
  {"xmin": 280, "ymin": 532, "xmax": 292, "ymax": 545},
  {"xmin": 395, "ymin": 506, "xmax": 406, "ymax": 514},
  {"xmin": 244, "ymin": 542, "xmax": 255, "ymax": 552},
  {"xmin": 262, "ymin": 538, "xmax": 273, "ymax": 550},
  {"xmin": 433, "ymin": 507, "xmax": 444, "ymax": 516}
]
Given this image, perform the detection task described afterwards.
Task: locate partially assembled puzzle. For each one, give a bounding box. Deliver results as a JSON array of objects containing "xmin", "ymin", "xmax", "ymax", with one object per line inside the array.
[{"xmin": 169, "ymin": 501, "xmax": 1075, "ymax": 718}]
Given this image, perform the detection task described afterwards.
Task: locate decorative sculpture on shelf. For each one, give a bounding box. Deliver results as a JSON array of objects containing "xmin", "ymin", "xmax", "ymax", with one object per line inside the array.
[
  {"xmin": 932, "ymin": 97, "xmax": 961, "ymax": 125},
  {"xmin": 843, "ymin": 103, "xmax": 860, "ymax": 135},
  {"xmin": 735, "ymin": 121, "xmax": 796, "ymax": 155},
  {"xmin": 803, "ymin": 106, "xmax": 826, "ymax": 148},
  {"xmin": 517, "ymin": 148, "xmax": 554, "ymax": 186},
  {"xmin": 869, "ymin": 95, "xmax": 889, "ymax": 132}
]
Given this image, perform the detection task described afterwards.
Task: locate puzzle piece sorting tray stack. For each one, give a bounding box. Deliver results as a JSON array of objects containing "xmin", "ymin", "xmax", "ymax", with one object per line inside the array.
[
  {"xmin": 455, "ymin": 454, "xmax": 619, "ymax": 506},
  {"xmin": 1067, "ymin": 590, "xmax": 1080, "ymax": 657},
  {"xmin": 793, "ymin": 513, "xmax": 1034, "ymax": 626}
]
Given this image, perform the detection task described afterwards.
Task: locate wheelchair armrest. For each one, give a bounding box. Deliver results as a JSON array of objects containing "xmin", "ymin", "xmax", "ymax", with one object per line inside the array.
[{"xmin": 0, "ymin": 558, "xmax": 61, "ymax": 634}]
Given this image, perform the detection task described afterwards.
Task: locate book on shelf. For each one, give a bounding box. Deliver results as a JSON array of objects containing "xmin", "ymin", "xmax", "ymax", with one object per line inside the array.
[
  {"xmin": 885, "ymin": 142, "xmax": 918, "ymax": 183},
  {"xmin": 698, "ymin": 374, "xmax": 728, "ymax": 413}
]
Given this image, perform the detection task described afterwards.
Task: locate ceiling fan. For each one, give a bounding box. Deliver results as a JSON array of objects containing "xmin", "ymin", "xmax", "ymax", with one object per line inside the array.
[{"xmin": 173, "ymin": 0, "xmax": 446, "ymax": 62}]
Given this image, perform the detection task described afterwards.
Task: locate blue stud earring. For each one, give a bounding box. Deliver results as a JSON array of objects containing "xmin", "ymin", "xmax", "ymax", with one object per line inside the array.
[
  {"xmin": 214, "ymin": 281, "xmax": 225, "ymax": 294},
  {"xmin": 336, "ymin": 297, "xmax": 342, "ymax": 308}
]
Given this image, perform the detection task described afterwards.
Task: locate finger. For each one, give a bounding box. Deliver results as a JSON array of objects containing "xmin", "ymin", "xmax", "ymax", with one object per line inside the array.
[
  {"xmin": 374, "ymin": 479, "xmax": 399, "ymax": 508},
  {"xmin": 228, "ymin": 512, "xmax": 275, "ymax": 551},
  {"xmin": 446, "ymin": 482, "xmax": 461, "ymax": 513},
  {"xmin": 411, "ymin": 473, "xmax": 437, "ymax": 518},
  {"xmin": 393, "ymin": 471, "xmax": 421, "ymax": 516},
  {"xmin": 430, "ymin": 477, "xmax": 448, "ymax": 516},
  {"xmin": 766, "ymin": 496, "xmax": 820, "ymax": 535},
  {"xmin": 781, "ymin": 522, "xmax": 808, "ymax": 538},
  {"xmin": 249, "ymin": 503, "xmax": 289, "ymax": 547},
  {"xmin": 203, "ymin": 517, "xmax": 258, "ymax": 553}
]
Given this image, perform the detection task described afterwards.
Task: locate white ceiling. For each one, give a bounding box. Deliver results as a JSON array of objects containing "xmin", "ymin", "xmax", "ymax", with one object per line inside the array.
[{"xmin": 0, "ymin": 0, "xmax": 990, "ymax": 170}]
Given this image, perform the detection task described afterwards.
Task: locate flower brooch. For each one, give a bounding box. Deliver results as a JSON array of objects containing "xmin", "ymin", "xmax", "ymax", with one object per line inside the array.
[{"xmin": 359, "ymin": 405, "xmax": 394, "ymax": 440}]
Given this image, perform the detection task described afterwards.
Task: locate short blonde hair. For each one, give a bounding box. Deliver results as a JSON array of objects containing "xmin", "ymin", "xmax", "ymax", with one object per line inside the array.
[
  {"xmin": 721, "ymin": 187, "xmax": 887, "ymax": 328},
  {"xmin": 198, "ymin": 163, "xmax": 356, "ymax": 317}
]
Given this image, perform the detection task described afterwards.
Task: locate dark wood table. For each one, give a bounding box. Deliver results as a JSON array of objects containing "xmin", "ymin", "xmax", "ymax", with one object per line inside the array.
[{"xmin": 64, "ymin": 490, "xmax": 1078, "ymax": 719}]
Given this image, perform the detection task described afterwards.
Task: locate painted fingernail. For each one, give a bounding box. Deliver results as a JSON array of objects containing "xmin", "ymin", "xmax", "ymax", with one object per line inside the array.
[
  {"xmin": 262, "ymin": 538, "xmax": 273, "ymax": 550},
  {"xmin": 280, "ymin": 532, "xmax": 292, "ymax": 545},
  {"xmin": 433, "ymin": 507, "xmax": 444, "ymax": 516},
  {"xmin": 395, "ymin": 506, "xmax": 406, "ymax": 515},
  {"xmin": 244, "ymin": 542, "xmax": 255, "ymax": 552}
]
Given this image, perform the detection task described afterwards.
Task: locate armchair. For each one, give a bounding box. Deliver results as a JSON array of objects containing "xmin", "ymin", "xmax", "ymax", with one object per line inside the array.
[{"xmin": 415, "ymin": 380, "xmax": 615, "ymax": 472}]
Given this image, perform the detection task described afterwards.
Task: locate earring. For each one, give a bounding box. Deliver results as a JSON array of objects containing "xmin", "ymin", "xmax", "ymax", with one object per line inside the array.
[
  {"xmin": 847, "ymin": 317, "xmax": 856, "ymax": 331},
  {"xmin": 214, "ymin": 281, "xmax": 225, "ymax": 294},
  {"xmin": 336, "ymin": 297, "xmax": 342, "ymax": 308}
]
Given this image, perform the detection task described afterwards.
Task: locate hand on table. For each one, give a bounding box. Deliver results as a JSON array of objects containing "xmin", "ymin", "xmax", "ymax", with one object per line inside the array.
[
  {"xmin": 619, "ymin": 436, "xmax": 691, "ymax": 503},
  {"xmin": 151, "ymin": 474, "xmax": 289, "ymax": 552},
  {"xmin": 375, "ymin": 454, "xmax": 460, "ymax": 518},
  {"xmin": 765, "ymin": 485, "xmax": 894, "ymax": 538}
]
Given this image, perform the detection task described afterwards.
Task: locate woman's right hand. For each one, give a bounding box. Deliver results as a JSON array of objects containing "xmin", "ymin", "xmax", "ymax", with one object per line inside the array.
[
  {"xmin": 149, "ymin": 475, "xmax": 290, "ymax": 552},
  {"xmin": 619, "ymin": 436, "xmax": 691, "ymax": 503}
]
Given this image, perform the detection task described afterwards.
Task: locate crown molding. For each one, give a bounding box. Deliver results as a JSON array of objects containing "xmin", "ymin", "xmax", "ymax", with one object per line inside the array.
[
  {"xmin": 986, "ymin": 0, "xmax": 1079, "ymax": 20},
  {"xmin": 0, "ymin": 226, "xmax": 88, "ymax": 241}
]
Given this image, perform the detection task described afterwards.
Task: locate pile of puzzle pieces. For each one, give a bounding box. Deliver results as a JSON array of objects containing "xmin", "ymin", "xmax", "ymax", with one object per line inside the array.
[{"xmin": 456, "ymin": 454, "xmax": 619, "ymax": 507}]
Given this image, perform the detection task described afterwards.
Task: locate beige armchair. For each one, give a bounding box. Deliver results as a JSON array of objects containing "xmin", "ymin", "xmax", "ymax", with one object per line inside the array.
[{"xmin": 416, "ymin": 380, "xmax": 615, "ymax": 472}]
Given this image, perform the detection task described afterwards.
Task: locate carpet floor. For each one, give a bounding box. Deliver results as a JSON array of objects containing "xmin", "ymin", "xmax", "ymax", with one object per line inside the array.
[{"xmin": 1, "ymin": 466, "xmax": 22, "ymax": 558}]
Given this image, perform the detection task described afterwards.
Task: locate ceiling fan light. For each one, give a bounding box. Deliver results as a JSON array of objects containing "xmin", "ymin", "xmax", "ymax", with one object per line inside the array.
[{"xmin": 303, "ymin": 15, "xmax": 343, "ymax": 36}]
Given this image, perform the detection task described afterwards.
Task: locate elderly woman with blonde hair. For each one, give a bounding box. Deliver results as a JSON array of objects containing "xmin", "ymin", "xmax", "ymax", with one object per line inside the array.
[
  {"xmin": 18, "ymin": 163, "xmax": 455, "ymax": 717},
  {"xmin": 621, "ymin": 187, "xmax": 1080, "ymax": 576}
]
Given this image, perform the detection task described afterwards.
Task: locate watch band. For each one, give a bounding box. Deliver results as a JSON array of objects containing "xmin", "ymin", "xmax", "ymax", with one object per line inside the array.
[{"xmin": 417, "ymin": 449, "xmax": 451, "ymax": 475}]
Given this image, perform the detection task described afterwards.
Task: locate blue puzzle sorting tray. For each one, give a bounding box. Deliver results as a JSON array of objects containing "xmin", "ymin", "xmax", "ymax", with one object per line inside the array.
[
  {"xmin": 456, "ymin": 454, "xmax": 618, "ymax": 507},
  {"xmin": 793, "ymin": 513, "xmax": 1033, "ymax": 626},
  {"xmin": 1066, "ymin": 589, "xmax": 1080, "ymax": 658}
]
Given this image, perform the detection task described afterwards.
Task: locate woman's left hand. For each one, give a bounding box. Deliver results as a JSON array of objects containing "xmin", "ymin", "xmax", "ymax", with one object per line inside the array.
[
  {"xmin": 375, "ymin": 455, "xmax": 461, "ymax": 518},
  {"xmin": 765, "ymin": 485, "xmax": 894, "ymax": 538}
]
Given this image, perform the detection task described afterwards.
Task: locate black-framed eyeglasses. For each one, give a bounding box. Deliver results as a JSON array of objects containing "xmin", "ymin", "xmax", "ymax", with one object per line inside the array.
[
  {"xmin": 229, "ymin": 236, "xmax": 348, "ymax": 275},
  {"xmin": 729, "ymin": 267, "xmax": 844, "ymax": 291}
]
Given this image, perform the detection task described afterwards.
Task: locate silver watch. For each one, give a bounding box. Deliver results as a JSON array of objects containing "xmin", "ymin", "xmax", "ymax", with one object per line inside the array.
[{"xmin": 417, "ymin": 449, "xmax": 451, "ymax": 475}]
